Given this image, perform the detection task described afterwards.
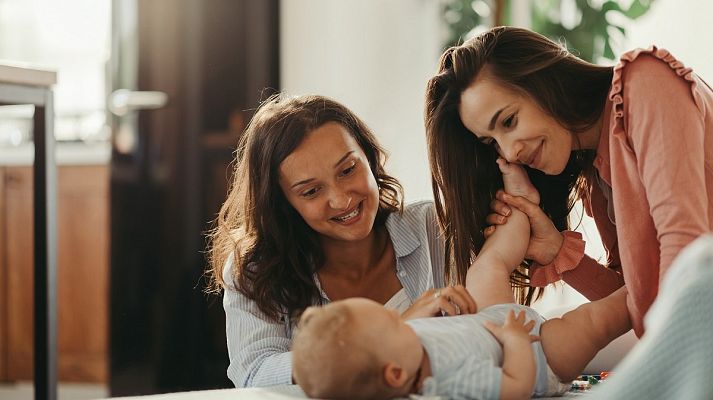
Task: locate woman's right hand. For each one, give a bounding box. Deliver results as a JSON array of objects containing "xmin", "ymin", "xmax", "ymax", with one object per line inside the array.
[
  {"xmin": 401, "ymin": 285, "xmax": 477, "ymax": 320},
  {"xmin": 485, "ymin": 190, "xmax": 564, "ymax": 266}
]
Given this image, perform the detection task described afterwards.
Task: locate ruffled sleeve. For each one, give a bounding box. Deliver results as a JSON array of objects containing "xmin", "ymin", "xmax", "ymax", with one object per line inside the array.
[
  {"xmin": 529, "ymin": 231, "xmax": 585, "ymax": 287},
  {"xmin": 609, "ymin": 46, "xmax": 704, "ymax": 124},
  {"xmin": 529, "ymin": 230, "xmax": 625, "ymax": 300}
]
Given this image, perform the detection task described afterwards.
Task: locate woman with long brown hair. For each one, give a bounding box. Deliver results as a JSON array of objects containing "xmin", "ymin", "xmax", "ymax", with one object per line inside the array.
[
  {"xmin": 208, "ymin": 93, "xmax": 476, "ymax": 387},
  {"xmin": 425, "ymin": 26, "xmax": 713, "ymax": 337}
]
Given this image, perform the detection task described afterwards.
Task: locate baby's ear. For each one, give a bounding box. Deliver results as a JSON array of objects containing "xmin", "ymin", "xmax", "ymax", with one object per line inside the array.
[{"xmin": 383, "ymin": 363, "xmax": 408, "ymax": 388}]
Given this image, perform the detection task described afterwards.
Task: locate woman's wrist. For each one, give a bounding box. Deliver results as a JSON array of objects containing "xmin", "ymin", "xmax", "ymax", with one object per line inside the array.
[
  {"xmin": 543, "ymin": 230, "xmax": 565, "ymax": 265},
  {"xmin": 530, "ymin": 231, "xmax": 585, "ymax": 287},
  {"xmin": 543, "ymin": 231, "xmax": 583, "ymax": 267}
]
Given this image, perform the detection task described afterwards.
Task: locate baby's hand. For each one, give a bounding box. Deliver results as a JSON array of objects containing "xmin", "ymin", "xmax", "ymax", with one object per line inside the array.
[{"xmin": 483, "ymin": 310, "xmax": 540, "ymax": 345}]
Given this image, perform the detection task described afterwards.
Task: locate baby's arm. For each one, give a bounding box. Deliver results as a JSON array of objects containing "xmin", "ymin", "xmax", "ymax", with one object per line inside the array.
[{"xmin": 484, "ymin": 310, "xmax": 539, "ymax": 400}]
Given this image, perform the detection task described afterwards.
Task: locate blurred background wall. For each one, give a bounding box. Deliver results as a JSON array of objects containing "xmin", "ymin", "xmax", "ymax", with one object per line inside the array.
[{"xmin": 281, "ymin": 0, "xmax": 442, "ymax": 201}]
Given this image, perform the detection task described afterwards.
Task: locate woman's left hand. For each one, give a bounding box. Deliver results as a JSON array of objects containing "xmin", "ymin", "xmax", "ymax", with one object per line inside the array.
[
  {"xmin": 486, "ymin": 190, "xmax": 564, "ymax": 266},
  {"xmin": 401, "ymin": 285, "xmax": 477, "ymax": 320}
]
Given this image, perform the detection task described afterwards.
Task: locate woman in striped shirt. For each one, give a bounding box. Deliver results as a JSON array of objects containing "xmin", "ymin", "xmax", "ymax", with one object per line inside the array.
[{"xmin": 207, "ymin": 93, "xmax": 476, "ymax": 387}]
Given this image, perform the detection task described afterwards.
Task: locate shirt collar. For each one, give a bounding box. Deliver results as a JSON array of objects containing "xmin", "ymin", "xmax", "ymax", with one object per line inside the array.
[{"xmin": 384, "ymin": 210, "xmax": 421, "ymax": 259}]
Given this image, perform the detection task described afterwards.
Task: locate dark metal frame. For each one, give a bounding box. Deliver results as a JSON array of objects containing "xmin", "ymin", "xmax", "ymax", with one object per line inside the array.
[{"xmin": 0, "ymin": 82, "xmax": 57, "ymax": 400}]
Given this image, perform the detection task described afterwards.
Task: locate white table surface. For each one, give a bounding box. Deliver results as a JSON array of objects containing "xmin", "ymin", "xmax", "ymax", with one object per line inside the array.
[
  {"xmin": 0, "ymin": 63, "xmax": 56, "ymax": 86},
  {"xmin": 101, "ymin": 385, "xmax": 590, "ymax": 400},
  {"xmin": 104, "ymin": 386, "xmax": 306, "ymax": 400}
]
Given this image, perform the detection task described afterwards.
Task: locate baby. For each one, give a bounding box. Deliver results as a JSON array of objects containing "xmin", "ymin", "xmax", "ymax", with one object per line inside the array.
[{"xmin": 292, "ymin": 159, "xmax": 631, "ymax": 400}]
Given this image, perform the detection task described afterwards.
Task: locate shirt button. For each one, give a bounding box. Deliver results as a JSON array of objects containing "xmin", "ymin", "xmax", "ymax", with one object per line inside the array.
[{"xmin": 399, "ymin": 271, "xmax": 406, "ymax": 277}]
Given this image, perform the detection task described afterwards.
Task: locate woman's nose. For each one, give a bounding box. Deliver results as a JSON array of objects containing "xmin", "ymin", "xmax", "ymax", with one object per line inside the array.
[
  {"xmin": 498, "ymin": 139, "xmax": 523, "ymax": 164},
  {"xmin": 328, "ymin": 189, "xmax": 352, "ymax": 211}
]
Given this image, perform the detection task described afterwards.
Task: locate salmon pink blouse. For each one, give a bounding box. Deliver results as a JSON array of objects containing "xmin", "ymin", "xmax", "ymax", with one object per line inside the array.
[{"xmin": 531, "ymin": 47, "xmax": 713, "ymax": 336}]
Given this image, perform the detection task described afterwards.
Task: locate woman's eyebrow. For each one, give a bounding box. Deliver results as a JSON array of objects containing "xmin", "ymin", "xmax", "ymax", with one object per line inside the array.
[
  {"xmin": 291, "ymin": 177, "xmax": 314, "ymax": 189},
  {"xmin": 290, "ymin": 151, "xmax": 356, "ymax": 189},
  {"xmin": 333, "ymin": 151, "xmax": 354, "ymax": 168},
  {"xmin": 488, "ymin": 105, "xmax": 510, "ymax": 130}
]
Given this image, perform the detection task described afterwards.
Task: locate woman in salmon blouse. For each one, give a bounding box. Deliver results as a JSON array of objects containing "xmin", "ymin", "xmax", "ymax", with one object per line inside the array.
[{"xmin": 424, "ymin": 26, "xmax": 713, "ymax": 336}]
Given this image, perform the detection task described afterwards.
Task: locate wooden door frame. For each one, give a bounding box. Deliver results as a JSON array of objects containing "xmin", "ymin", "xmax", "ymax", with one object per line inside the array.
[{"xmin": 0, "ymin": 167, "xmax": 6, "ymax": 381}]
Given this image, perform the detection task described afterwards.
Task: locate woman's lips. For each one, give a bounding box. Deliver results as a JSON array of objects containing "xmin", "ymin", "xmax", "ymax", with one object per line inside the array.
[
  {"xmin": 331, "ymin": 201, "xmax": 363, "ymax": 224},
  {"xmin": 529, "ymin": 141, "xmax": 544, "ymax": 169}
]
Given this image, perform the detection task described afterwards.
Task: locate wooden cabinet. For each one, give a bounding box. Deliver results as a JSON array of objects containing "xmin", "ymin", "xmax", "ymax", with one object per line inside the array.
[
  {"xmin": 0, "ymin": 167, "xmax": 6, "ymax": 382},
  {"xmin": 0, "ymin": 165, "xmax": 109, "ymax": 383}
]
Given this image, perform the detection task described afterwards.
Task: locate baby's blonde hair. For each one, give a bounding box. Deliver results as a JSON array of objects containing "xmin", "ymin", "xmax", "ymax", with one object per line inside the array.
[{"xmin": 292, "ymin": 303, "xmax": 389, "ymax": 399}]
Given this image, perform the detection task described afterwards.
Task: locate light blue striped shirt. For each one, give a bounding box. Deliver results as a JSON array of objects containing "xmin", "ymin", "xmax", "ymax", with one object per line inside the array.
[
  {"xmin": 222, "ymin": 200, "xmax": 447, "ymax": 387},
  {"xmin": 409, "ymin": 304, "xmax": 550, "ymax": 400}
]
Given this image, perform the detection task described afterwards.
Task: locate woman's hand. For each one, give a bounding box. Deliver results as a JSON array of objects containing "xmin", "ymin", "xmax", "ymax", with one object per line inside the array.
[
  {"xmin": 401, "ymin": 285, "xmax": 477, "ymax": 320},
  {"xmin": 485, "ymin": 190, "xmax": 564, "ymax": 266}
]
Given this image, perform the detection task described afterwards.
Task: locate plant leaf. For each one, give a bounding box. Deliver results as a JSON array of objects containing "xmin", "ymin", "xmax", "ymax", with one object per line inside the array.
[{"xmin": 622, "ymin": 0, "xmax": 653, "ymax": 19}]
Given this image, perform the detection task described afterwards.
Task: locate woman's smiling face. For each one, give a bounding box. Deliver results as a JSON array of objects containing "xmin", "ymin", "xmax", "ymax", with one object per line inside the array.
[
  {"xmin": 458, "ymin": 69, "xmax": 574, "ymax": 175},
  {"xmin": 278, "ymin": 122, "xmax": 380, "ymax": 244}
]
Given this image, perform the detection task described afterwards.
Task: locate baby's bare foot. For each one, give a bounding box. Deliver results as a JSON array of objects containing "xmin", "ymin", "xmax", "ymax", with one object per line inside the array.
[{"xmin": 497, "ymin": 158, "xmax": 540, "ymax": 204}]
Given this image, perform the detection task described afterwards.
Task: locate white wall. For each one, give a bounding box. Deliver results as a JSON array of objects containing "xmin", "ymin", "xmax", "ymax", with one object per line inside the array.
[
  {"xmin": 623, "ymin": 0, "xmax": 713, "ymax": 82},
  {"xmin": 280, "ymin": 0, "xmax": 443, "ymax": 202}
]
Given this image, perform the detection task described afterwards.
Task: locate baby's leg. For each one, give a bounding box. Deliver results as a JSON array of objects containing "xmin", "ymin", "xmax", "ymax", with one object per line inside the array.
[
  {"xmin": 465, "ymin": 159, "xmax": 533, "ymax": 309},
  {"xmin": 465, "ymin": 254, "xmax": 516, "ymax": 310},
  {"xmin": 539, "ymin": 287, "xmax": 631, "ymax": 382},
  {"xmin": 497, "ymin": 158, "xmax": 539, "ymax": 204}
]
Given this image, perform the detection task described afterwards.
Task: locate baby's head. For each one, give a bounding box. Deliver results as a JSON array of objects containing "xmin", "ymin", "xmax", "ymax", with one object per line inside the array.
[{"xmin": 292, "ymin": 298, "xmax": 422, "ymax": 400}]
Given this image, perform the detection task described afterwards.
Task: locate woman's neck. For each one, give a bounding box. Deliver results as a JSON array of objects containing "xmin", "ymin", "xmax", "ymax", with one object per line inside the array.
[
  {"xmin": 575, "ymin": 113, "xmax": 604, "ymax": 150},
  {"xmin": 320, "ymin": 227, "xmax": 389, "ymax": 279}
]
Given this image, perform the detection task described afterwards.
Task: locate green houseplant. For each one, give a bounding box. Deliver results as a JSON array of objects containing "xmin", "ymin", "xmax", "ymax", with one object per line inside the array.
[{"xmin": 443, "ymin": 0, "xmax": 657, "ymax": 62}]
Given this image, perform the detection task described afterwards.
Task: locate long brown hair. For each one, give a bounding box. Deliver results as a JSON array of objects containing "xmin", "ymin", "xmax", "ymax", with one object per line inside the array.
[
  {"xmin": 207, "ymin": 94, "xmax": 403, "ymax": 320},
  {"xmin": 425, "ymin": 26, "xmax": 612, "ymax": 303}
]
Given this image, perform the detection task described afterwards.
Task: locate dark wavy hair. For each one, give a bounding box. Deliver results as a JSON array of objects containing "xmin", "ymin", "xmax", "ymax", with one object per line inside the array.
[
  {"xmin": 425, "ymin": 26, "xmax": 612, "ymax": 304},
  {"xmin": 208, "ymin": 94, "xmax": 403, "ymax": 320}
]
